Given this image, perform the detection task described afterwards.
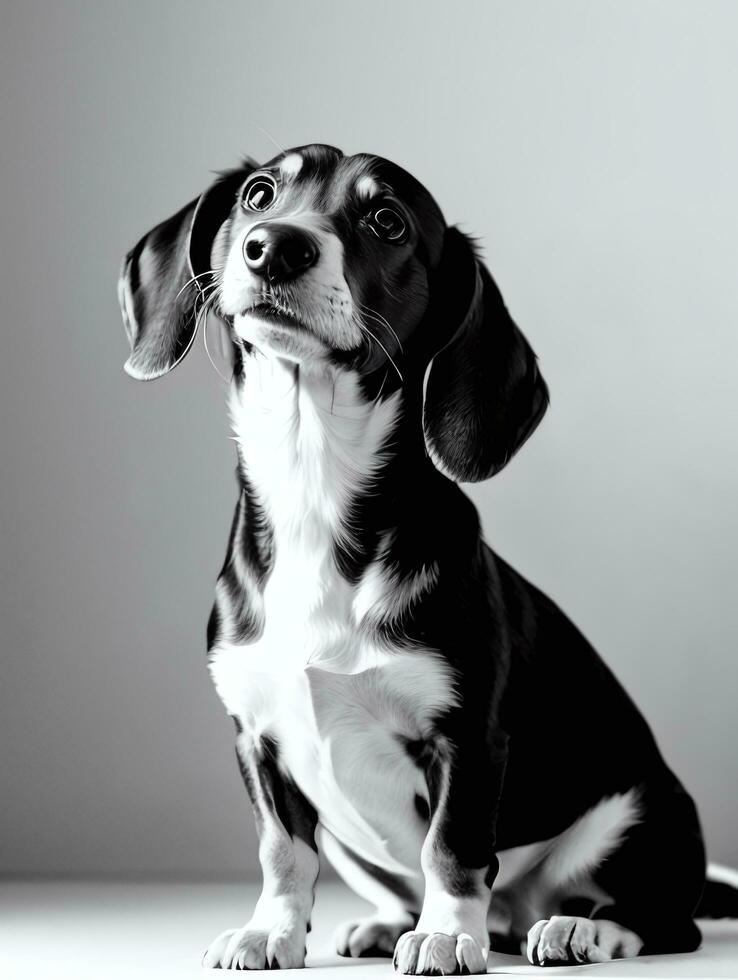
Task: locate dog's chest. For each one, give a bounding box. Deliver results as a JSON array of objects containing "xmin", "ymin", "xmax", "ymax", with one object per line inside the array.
[
  {"xmin": 210, "ymin": 518, "xmax": 454, "ymax": 873},
  {"xmin": 210, "ymin": 629, "xmax": 452, "ymax": 875},
  {"xmin": 209, "ymin": 364, "xmax": 453, "ymax": 873}
]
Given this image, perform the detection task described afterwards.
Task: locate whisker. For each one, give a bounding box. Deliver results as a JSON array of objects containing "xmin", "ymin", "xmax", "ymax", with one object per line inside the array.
[
  {"xmin": 191, "ymin": 280, "xmax": 230, "ymax": 385},
  {"xmin": 358, "ymin": 306, "xmax": 395, "ymax": 336},
  {"xmin": 357, "ymin": 301, "xmax": 396, "ymax": 332},
  {"xmin": 357, "ymin": 303, "xmax": 404, "ymax": 355},
  {"xmin": 355, "ymin": 317, "xmax": 404, "ymax": 384},
  {"xmin": 215, "ymin": 310, "xmax": 231, "ymax": 360},
  {"xmin": 203, "ymin": 320, "xmax": 231, "ymax": 384},
  {"xmin": 176, "ymin": 269, "xmax": 218, "ymax": 302},
  {"xmin": 373, "ymin": 369, "xmax": 389, "ymax": 404},
  {"xmin": 201, "ymin": 294, "xmax": 232, "ymax": 385},
  {"xmin": 254, "ymin": 124, "xmax": 286, "ymax": 156},
  {"xmin": 194, "ymin": 280, "xmax": 219, "ymax": 305},
  {"xmin": 381, "ymin": 278, "xmax": 402, "ymax": 303}
]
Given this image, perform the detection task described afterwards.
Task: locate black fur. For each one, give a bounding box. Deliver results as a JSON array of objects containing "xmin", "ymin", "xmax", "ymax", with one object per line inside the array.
[
  {"xmin": 119, "ymin": 163, "xmax": 256, "ymax": 379},
  {"xmin": 423, "ymin": 229, "xmax": 549, "ymax": 481}
]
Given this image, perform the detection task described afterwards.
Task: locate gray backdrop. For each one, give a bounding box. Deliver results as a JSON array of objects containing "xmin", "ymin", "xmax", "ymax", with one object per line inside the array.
[{"xmin": 2, "ymin": 0, "xmax": 736, "ymax": 877}]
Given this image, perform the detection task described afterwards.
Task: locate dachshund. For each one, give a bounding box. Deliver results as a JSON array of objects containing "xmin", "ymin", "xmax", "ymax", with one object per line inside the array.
[{"xmin": 118, "ymin": 144, "xmax": 733, "ymax": 974}]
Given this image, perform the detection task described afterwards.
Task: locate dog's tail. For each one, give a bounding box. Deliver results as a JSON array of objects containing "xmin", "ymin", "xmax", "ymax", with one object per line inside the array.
[{"xmin": 696, "ymin": 863, "xmax": 738, "ymax": 918}]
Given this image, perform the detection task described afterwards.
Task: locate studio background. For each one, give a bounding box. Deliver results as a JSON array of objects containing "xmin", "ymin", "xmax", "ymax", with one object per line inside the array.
[{"xmin": 2, "ymin": 0, "xmax": 736, "ymax": 878}]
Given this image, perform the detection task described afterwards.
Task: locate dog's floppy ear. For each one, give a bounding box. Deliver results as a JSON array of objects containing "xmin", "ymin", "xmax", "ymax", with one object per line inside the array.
[
  {"xmin": 423, "ymin": 228, "xmax": 549, "ymax": 481},
  {"xmin": 118, "ymin": 162, "xmax": 255, "ymax": 380}
]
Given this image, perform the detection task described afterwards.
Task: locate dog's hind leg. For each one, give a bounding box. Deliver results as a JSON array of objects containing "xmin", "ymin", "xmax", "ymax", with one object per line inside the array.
[
  {"xmin": 203, "ymin": 730, "xmax": 319, "ymax": 971},
  {"xmin": 525, "ymin": 776, "xmax": 705, "ymax": 967},
  {"xmin": 321, "ymin": 829, "xmax": 422, "ymax": 958}
]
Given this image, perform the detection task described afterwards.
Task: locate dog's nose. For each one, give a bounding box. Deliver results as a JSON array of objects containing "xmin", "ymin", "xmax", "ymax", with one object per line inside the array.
[{"xmin": 243, "ymin": 225, "xmax": 319, "ymax": 282}]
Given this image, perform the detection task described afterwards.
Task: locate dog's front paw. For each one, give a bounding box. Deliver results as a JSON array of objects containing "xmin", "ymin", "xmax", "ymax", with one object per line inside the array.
[
  {"xmin": 335, "ymin": 912, "xmax": 415, "ymax": 958},
  {"xmin": 393, "ymin": 930, "xmax": 487, "ymax": 975},
  {"xmin": 202, "ymin": 920, "xmax": 307, "ymax": 970},
  {"xmin": 525, "ymin": 916, "xmax": 643, "ymax": 966}
]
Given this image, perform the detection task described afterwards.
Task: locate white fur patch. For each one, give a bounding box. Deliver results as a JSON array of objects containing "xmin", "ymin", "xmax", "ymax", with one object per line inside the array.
[
  {"xmin": 276, "ymin": 656, "xmax": 456, "ymax": 875},
  {"xmin": 707, "ymin": 862, "xmax": 738, "ymax": 889},
  {"xmin": 356, "ymin": 175, "xmax": 380, "ymax": 200},
  {"xmin": 280, "ymin": 153, "xmax": 303, "ymax": 179},
  {"xmin": 208, "ymin": 361, "xmax": 457, "ymax": 876},
  {"xmin": 538, "ymin": 789, "xmax": 642, "ymax": 887},
  {"xmin": 321, "ymin": 827, "xmax": 424, "ymax": 915},
  {"xmin": 353, "ymin": 533, "xmax": 438, "ymax": 627},
  {"xmin": 230, "ymin": 357, "xmax": 399, "ymax": 565},
  {"xmin": 210, "ymin": 640, "xmax": 455, "ymax": 880},
  {"xmin": 211, "ymin": 362, "xmax": 403, "ymax": 699}
]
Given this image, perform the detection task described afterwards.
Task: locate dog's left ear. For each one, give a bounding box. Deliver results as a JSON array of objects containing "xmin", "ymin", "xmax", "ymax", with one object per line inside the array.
[
  {"xmin": 118, "ymin": 163, "xmax": 255, "ymax": 380},
  {"xmin": 423, "ymin": 228, "xmax": 549, "ymax": 481}
]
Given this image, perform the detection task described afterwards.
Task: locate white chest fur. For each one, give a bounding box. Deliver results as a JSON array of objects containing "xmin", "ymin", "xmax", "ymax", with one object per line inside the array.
[{"xmin": 208, "ymin": 357, "xmax": 455, "ymax": 874}]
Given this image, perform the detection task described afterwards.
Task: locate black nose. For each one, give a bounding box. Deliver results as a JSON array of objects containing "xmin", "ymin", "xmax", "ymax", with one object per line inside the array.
[{"xmin": 243, "ymin": 224, "xmax": 319, "ymax": 282}]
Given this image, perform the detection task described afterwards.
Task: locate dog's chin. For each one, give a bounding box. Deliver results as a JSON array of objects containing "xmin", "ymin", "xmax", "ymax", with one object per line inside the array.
[{"xmin": 234, "ymin": 311, "xmax": 331, "ymax": 362}]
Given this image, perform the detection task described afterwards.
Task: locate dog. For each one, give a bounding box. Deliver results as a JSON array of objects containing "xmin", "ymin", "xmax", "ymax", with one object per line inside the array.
[{"xmin": 118, "ymin": 144, "xmax": 734, "ymax": 974}]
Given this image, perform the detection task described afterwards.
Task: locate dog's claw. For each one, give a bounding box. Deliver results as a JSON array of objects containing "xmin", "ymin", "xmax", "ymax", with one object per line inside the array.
[
  {"xmin": 526, "ymin": 916, "xmax": 643, "ymax": 966},
  {"xmin": 393, "ymin": 930, "xmax": 487, "ymax": 975},
  {"xmin": 204, "ymin": 923, "xmax": 306, "ymax": 970}
]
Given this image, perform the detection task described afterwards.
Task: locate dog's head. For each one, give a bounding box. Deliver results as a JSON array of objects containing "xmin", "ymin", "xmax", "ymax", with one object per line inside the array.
[{"xmin": 118, "ymin": 144, "xmax": 548, "ymax": 480}]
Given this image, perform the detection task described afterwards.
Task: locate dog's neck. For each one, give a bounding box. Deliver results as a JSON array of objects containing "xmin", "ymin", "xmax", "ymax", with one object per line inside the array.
[
  {"xmin": 227, "ymin": 352, "xmax": 436, "ymax": 662},
  {"xmin": 229, "ymin": 353, "xmax": 413, "ymax": 558}
]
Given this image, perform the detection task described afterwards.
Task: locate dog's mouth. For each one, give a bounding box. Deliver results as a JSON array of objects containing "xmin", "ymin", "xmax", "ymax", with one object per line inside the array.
[
  {"xmin": 236, "ymin": 298, "xmax": 332, "ymax": 358},
  {"xmin": 245, "ymin": 301, "xmax": 304, "ymax": 329}
]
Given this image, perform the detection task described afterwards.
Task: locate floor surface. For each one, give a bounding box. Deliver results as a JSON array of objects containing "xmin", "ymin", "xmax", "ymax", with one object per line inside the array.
[{"xmin": 2, "ymin": 880, "xmax": 738, "ymax": 979}]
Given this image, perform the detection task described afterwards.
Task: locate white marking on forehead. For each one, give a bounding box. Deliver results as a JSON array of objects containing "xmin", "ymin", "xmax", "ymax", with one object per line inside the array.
[
  {"xmin": 281, "ymin": 153, "xmax": 303, "ymax": 178},
  {"xmin": 356, "ymin": 175, "xmax": 380, "ymax": 199}
]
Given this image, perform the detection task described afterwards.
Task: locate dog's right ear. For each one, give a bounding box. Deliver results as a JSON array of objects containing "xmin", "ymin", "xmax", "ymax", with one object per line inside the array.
[{"xmin": 118, "ymin": 162, "xmax": 256, "ymax": 380}]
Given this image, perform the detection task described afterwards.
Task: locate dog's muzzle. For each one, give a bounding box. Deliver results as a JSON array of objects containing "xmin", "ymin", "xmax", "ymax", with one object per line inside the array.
[{"xmin": 243, "ymin": 223, "xmax": 320, "ymax": 284}]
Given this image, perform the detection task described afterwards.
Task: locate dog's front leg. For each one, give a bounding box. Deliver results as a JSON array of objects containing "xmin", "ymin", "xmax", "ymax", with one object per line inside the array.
[
  {"xmin": 393, "ymin": 729, "xmax": 507, "ymax": 976},
  {"xmin": 203, "ymin": 731, "xmax": 319, "ymax": 971}
]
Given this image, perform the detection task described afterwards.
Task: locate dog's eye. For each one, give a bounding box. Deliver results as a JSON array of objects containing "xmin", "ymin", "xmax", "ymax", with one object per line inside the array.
[
  {"xmin": 241, "ymin": 174, "xmax": 278, "ymax": 212},
  {"xmin": 367, "ymin": 206, "xmax": 407, "ymax": 243}
]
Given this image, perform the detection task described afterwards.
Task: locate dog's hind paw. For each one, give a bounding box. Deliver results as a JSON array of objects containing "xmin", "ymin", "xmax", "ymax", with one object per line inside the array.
[
  {"xmin": 202, "ymin": 921, "xmax": 307, "ymax": 970},
  {"xmin": 393, "ymin": 930, "xmax": 487, "ymax": 975},
  {"xmin": 525, "ymin": 915, "xmax": 643, "ymax": 966},
  {"xmin": 335, "ymin": 912, "xmax": 415, "ymax": 958}
]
